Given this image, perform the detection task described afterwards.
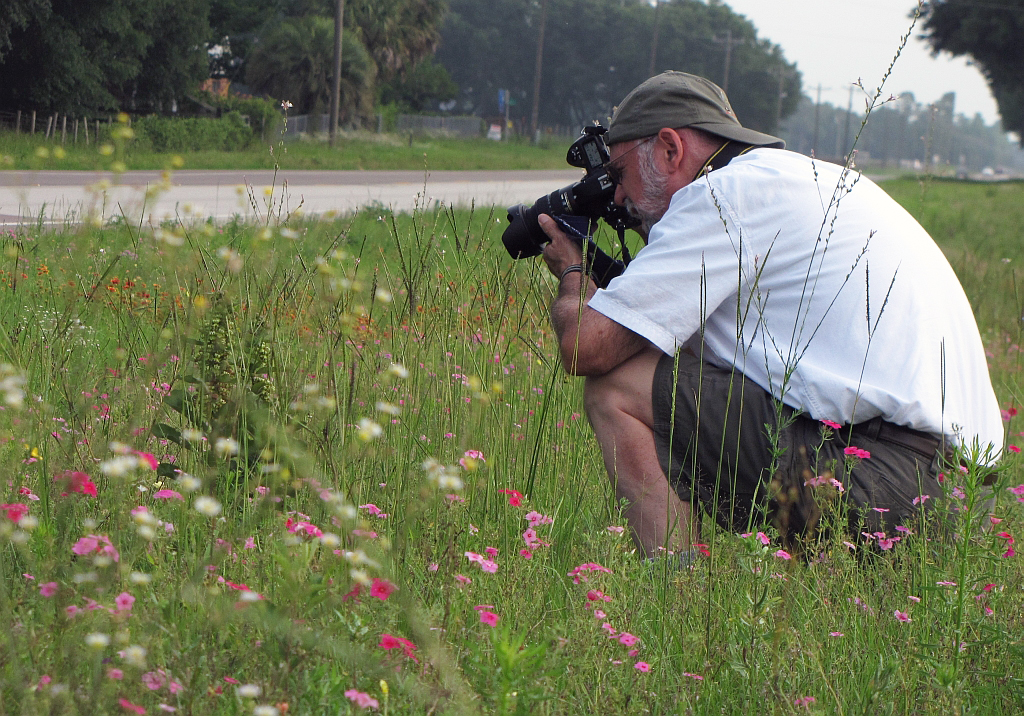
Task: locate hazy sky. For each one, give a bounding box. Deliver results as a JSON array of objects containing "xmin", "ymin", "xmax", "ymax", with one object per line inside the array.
[{"xmin": 722, "ymin": 0, "xmax": 1001, "ymax": 124}]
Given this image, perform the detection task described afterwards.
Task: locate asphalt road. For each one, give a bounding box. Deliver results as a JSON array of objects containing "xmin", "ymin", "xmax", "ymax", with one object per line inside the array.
[{"xmin": 0, "ymin": 169, "xmax": 583, "ymax": 226}]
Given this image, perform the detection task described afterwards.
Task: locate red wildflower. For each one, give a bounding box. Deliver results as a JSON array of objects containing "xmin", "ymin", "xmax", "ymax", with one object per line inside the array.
[{"xmin": 498, "ymin": 489, "xmax": 524, "ymax": 507}]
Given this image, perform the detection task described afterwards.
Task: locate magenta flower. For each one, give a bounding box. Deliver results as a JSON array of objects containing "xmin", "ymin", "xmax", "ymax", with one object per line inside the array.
[
  {"xmin": 519, "ymin": 549, "xmax": 533, "ymax": 559},
  {"xmin": 606, "ymin": 525, "xmax": 625, "ymax": 534},
  {"xmin": 829, "ymin": 631, "xmax": 844, "ymax": 637},
  {"xmin": 38, "ymin": 582, "xmax": 58, "ymax": 598},
  {"xmin": 682, "ymin": 672, "xmax": 703, "ymax": 681},
  {"xmin": 115, "ymin": 592, "xmax": 135, "ymax": 612},
  {"xmin": 153, "ymin": 490, "xmax": 183, "ymax": 500},
  {"xmin": 344, "ymin": 689, "xmax": 380, "ymax": 710},
  {"xmin": 821, "ymin": 419, "xmax": 842, "ymax": 430},
  {"xmin": 756, "ymin": 532, "xmax": 771, "ymax": 546},
  {"xmin": 843, "ymin": 446, "xmax": 871, "ymax": 459},
  {"xmin": 1008, "ymin": 484, "xmax": 1024, "ymax": 502},
  {"xmin": 774, "ymin": 549, "xmax": 792, "ymax": 560},
  {"xmin": 479, "ymin": 610, "xmax": 499, "ymax": 627},
  {"xmin": 893, "ymin": 610, "xmax": 911, "ymax": 622},
  {"xmin": 1009, "ymin": 445, "xmax": 1021, "ymax": 454},
  {"xmin": 107, "ymin": 668, "xmax": 124, "ymax": 680},
  {"xmin": 912, "ymin": 494, "xmax": 931, "ymax": 506},
  {"xmin": 119, "ymin": 698, "xmax": 146, "ymax": 714},
  {"xmin": 143, "ymin": 670, "xmax": 166, "ymax": 690},
  {"xmin": 378, "ymin": 633, "xmax": 418, "ymax": 662},
  {"xmin": 634, "ymin": 661, "xmax": 651, "ymax": 672},
  {"xmin": 454, "ymin": 574, "xmax": 471, "ymax": 585},
  {"xmin": 369, "ymin": 578, "xmax": 395, "ymax": 601},
  {"xmin": 485, "ymin": 546, "xmax": 499, "ymax": 558}
]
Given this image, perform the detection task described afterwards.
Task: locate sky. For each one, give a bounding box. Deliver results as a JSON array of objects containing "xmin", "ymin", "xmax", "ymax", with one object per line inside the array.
[{"xmin": 722, "ymin": 0, "xmax": 1001, "ymax": 124}]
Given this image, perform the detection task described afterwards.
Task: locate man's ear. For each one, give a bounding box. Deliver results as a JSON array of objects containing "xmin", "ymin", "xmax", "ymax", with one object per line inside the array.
[{"xmin": 656, "ymin": 127, "xmax": 686, "ymax": 175}]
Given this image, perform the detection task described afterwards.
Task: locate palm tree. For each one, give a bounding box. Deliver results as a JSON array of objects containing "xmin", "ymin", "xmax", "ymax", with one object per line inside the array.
[{"xmin": 246, "ymin": 15, "xmax": 376, "ymax": 125}]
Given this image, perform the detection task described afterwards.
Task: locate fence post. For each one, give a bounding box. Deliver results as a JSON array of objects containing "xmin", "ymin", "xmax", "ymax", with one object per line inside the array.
[
  {"xmin": 74, "ymin": 118, "xmax": 79, "ymax": 144},
  {"xmin": 15, "ymin": 110, "xmax": 20, "ymax": 134},
  {"xmin": 84, "ymin": 116, "xmax": 89, "ymax": 144},
  {"xmin": 45, "ymin": 115, "xmax": 53, "ymax": 139},
  {"xmin": 61, "ymin": 115, "xmax": 67, "ymax": 145},
  {"xmin": 31, "ymin": 110, "xmax": 36, "ymax": 134}
]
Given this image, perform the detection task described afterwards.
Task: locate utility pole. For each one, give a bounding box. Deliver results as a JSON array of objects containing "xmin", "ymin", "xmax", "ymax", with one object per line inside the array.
[
  {"xmin": 811, "ymin": 83, "xmax": 831, "ymax": 157},
  {"xmin": 530, "ymin": 0, "xmax": 549, "ymax": 143},
  {"xmin": 648, "ymin": 0, "xmax": 660, "ymax": 78},
  {"xmin": 712, "ymin": 29, "xmax": 743, "ymax": 95},
  {"xmin": 329, "ymin": 0, "xmax": 346, "ymax": 147},
  {"xmin": 840, "ymin": 83, "xmax": 854, "ymax": 160},
  {"xmin": 769, "ymin": 66, "xmax": 790, "ymax": 132}
]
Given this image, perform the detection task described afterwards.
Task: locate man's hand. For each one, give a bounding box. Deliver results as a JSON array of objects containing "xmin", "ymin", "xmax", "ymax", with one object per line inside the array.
[{"xmin": 538, "ymin": 214, "xmax": 583, "ymax": 278}]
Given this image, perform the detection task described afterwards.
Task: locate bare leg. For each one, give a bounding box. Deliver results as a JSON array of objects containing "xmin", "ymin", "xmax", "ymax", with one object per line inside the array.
[{"xmin": 584, "ymin": 347, "xmax": 697, "ymax": 556}]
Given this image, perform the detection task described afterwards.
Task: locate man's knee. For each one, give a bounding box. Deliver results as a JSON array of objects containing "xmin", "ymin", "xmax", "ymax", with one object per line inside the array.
[{"xmin": 582, "ymin": 348, "xmax": 663, "ymax": 429}]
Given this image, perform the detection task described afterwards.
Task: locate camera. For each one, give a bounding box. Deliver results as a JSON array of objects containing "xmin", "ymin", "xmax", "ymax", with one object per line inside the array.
[{"xmin": 501, "ymin": 125, "xmax": 638, "ymax": 288}]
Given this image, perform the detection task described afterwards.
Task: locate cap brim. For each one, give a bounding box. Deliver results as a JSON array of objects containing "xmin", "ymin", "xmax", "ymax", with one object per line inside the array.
[{"xmin": 692, "ymin": 122, "xmax": 785, "ymax": 149}]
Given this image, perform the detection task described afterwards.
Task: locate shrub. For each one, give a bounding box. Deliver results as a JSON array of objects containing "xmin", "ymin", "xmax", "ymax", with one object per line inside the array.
[{"xmin": 133, "ymin": 113, "xmax": 254, "ymax": 152}]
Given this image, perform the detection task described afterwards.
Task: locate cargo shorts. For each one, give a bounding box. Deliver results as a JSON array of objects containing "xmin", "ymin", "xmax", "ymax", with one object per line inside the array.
[{"xmin": 651, "ymin": 350, "xmax": 945, "ymax": 539}]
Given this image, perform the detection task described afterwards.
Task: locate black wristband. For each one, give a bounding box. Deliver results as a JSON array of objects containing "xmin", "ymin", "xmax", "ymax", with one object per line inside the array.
[{"xmin": 560, "ymin": 264, "xmax": 584, "ymax": 281}]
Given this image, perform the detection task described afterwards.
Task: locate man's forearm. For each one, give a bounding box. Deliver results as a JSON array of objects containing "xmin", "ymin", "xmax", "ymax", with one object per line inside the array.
[{"xmin": 550, "ymin": 272, "xmax": 596, "ymax": 341}]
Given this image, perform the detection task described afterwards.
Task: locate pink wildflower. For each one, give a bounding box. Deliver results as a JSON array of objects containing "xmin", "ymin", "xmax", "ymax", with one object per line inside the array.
[
  {"xmin": 369, "ymin": 578, "xmax": 395, "ymax": 601},
  {"xmin": 843, "ymin": 446, "xmax": 871, "ymax": 459},
  {"xmin": 893, "ymin": 610, "xmax": 912, "ymax": 622},
  {"xmin": 1, "ymin": 503, "xmax": 29, "ymax": 522},
  {"xmin": 39, "ymin": 582, "xmax": 58, "ymax": 598},
  {"xmin": 821, "ymin": 419, "xmax": 842, "ymax": 430},
  {"xmin": 344, "ymin": 689, "xmax": 380, "ymax": 710},
  {"xmin": 912, "ymin": 494, "xmax": 930, "ymax": 506},
  {"xmin": 795, "ymin": 696, "xmax": 816, "ymax": 708},
  {"xmin": 567, "ymin": 562, "xmax": 612, "ymax": 584},
  {"xmin": 519, "ymin": 549, "xmax": 533, "ymax": 559},
  {"xmin": 634, "ymin": 662, "xmax": 651, "ymax": 672},
  {"xmin": 119, "ymin": 698, "xmax": 146, "ymax": 714},
  {"xmin": 606, "ymin": 525, "xmax": 625, "ymax": 534},
  {"xmin": 455, "ymin": 574, "xmax": 472, "ymax": 585},
  {"xmin": 359, "ymin": 503, "xmax": 389, "ymax": 519},
  {"xmin": 774, "ymin": 549, "xmax": 792, "ymax": 560},
  {"xmin": 1009, "ymin": 445, "xmax": 1021, "ymax": 454},
  {"xmin": 107, "ymin": 668, "xmax": 124, "ymax": 680},
  {"xmin": 485, "ymin": 546, "xmax": 499, "ymax": 558},
  {"xmin": 618, "ymin": 632, "xmax": 639, "ymax": 647},
  {"xmin": 56, "ymin": 471, "xmax": 98, "ymax": 497},
  {"xmin": 153, "ymin": 490, "xmax": 183, "ymax": 500},
  {"xmin": 683, "ymin": 672, "xmax": 703, "ymax": 680},
  {"xmin": 829, "ymin": 632, "xmax": 844, "ymax": 637},
  {"xmin": 525, "ymin": 511, "xmax": 553, "ymax": 527},
  {"xmin": 479, "ymin": 611, "xmax": 499, "ymax": 627}
]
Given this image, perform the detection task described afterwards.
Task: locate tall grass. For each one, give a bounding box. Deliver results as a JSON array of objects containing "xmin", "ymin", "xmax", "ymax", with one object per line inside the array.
[{"xmin": 0, "ymin": 179, "xmax": 1022, "ymax": 714}]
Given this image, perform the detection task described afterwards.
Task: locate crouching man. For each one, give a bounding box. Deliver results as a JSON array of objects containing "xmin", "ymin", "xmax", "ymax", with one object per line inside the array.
[{"xmin": 539, "ymin": 72, "xmax": 1002, "ymax": 556}]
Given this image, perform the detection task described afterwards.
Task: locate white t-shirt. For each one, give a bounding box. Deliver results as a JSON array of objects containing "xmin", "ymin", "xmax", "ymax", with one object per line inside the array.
[{"xmin": 588, "ymin": 148, "xmax": 1003, "ymax": 451}]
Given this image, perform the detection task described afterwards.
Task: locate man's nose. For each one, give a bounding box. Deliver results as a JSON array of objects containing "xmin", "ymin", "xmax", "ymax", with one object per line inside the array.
[{"xmin": 614, "ymin": 184, "xmax": 627, "ymax": 206}]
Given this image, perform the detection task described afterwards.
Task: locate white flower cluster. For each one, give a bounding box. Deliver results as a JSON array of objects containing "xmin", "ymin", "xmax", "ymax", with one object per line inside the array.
[
  {"xmin": 422, "ymin": 458, "xmax": 464, "ymax": 491},
  {"xmin": 0, "ymin": 363, "xmax": 26, "ymax": 408}
]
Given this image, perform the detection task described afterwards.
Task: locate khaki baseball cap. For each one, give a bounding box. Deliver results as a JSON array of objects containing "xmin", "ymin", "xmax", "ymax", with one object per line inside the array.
[{"xmin": 606, "ymin": 71, "xmax": 785, "ymax": 149}]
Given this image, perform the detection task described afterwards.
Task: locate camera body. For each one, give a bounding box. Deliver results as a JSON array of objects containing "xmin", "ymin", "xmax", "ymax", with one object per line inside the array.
[{"xmin": 501, "ymin": 125, "xmax": 638, "ymax": 287}]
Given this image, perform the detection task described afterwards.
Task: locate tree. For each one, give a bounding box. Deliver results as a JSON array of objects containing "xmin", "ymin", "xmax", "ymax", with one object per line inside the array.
[
  {"xmin": 379, "ymin": 56, "xmax": 457, "ymax": 112},
  {"xmin": 921, "ymin": 0, "xmax": 1024, "ymax": 142},
  {"xmin": 0, "ymin": 0, "xmax": 209, "ymax": 114},
  {"xmin": 436, "ymin": 0, "xmax": 800, "ymax": 133},
  {"xmin": 245, "ymin": 15, "xmax": 376, "ymax": 123}
]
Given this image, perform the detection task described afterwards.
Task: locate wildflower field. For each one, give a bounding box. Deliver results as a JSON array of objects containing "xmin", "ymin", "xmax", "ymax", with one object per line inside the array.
[{"xmin": 1, "ymin": 176, "xmax": 1023, "ymax": 715}]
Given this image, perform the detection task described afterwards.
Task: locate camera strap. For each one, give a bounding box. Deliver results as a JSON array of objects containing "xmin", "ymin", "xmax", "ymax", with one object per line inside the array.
[{"xmin": 694, "ymin": 141, "xmax": 756, "ymax": 182}]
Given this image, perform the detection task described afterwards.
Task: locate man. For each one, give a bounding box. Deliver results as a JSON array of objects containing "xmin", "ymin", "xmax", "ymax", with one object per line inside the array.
[{"xmin": 538, "ymin": 71, "xmax": 1002, "ymax": 557}]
